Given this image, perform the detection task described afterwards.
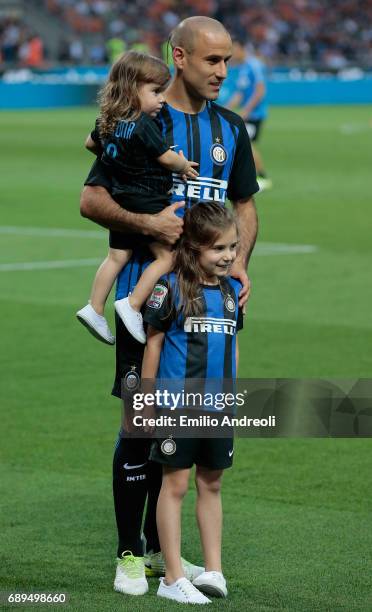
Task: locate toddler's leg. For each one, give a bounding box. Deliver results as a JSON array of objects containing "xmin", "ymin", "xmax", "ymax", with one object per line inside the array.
[
  {"xmin": 90, "ymin": 248, "xmax": 131, "ymax": 315},
  {"xmin": 77, "ymin": 248, "xmax": 130, "ymax": 345},
  {"xmin": 114, "ymin": 243, "xmax": 173, "ymax": 344},
  {"xmin": 156, "ymin": 466, "xmax": 190, "ymax": 584},
  {"xmin": 129, "ymin": 242, "xmax": 174, "ymax": 311}
]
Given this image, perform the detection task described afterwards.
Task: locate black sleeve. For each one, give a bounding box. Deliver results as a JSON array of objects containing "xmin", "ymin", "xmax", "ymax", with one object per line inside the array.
[
  {"xmin": 90, "ymin": 117, "xmax": 100, "ymax": 142},
  {"xmin": 237, "ymin": 307, "xmax": 244, "ymax": 332},
  {"xmin": 84, "ymin": 158, "xmax": 112, "ymax": 191},
  {"xmin": 144, "ymin": 280, "xmax": 173, "ymax": 332},
  {"xmin": 227, "ymin": 119, "xmax": 259, "ymax": 201},
  {"xmin": 136, "ymin": 115, "xmax": 169, "ymax": 158}
]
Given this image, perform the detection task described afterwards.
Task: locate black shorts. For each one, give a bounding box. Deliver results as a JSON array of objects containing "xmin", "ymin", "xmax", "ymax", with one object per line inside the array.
[
  {"xmin": 150, "ymin": 436, "xmax": 234, "ymax": 470},
  {"xmin": 109, "ymin": 230, "xmax": 155, "ymax": 251},
  {"xmin": 245, "ymin": 119, "xmax": 263, "ymax": 142},
  {"xmin": 109, "ymin": 192, "xmax": 169, "ymax": 250}
]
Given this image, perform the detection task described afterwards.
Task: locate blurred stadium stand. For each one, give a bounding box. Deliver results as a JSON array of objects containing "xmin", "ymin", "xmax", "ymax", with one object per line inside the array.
[
  {"xmin": 1, "ymin": 0, "xmax": 371, "ymax": 70},
  {"xmin": 1, "ymin": 0, "xmax": 371, "ymax": 109}
]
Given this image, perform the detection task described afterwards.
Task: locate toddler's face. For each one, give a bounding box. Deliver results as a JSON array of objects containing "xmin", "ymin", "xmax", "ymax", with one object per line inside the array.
[{"xmin": 139, "ymin": 82, "xmax": 166, "ymax": 117}]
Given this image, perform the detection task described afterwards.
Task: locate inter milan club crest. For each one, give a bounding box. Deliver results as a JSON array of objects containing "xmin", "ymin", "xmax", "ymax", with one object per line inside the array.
[
  {"xmin": 123, "ymin": 366, "xmax": 140, "ymax": 392},
  {"xmin": 225, "ymin": 294, "xmax": 236, "ymax": 312},
  {"xmin": 161, "ymin": 437, "xmax": 177, "ymax": 455},
  {"xmin": 210, "ymin": 141, "xmax": 228, "ymax": 165}
]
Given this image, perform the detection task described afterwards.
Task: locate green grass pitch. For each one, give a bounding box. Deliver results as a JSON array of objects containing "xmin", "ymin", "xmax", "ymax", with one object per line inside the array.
[{"xmin": 1, "ymin": 105, "xmax": 371, "ymax": 611}]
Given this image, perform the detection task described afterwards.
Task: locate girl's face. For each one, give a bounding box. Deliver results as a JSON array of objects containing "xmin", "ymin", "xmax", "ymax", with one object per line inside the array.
[
  {"xmin": 138, "ymin": 82, "xmax": 166, "ymax": 117},
  {"xmin": 198, "ymin": 224, "xmax": 238, "ymax": 284}
]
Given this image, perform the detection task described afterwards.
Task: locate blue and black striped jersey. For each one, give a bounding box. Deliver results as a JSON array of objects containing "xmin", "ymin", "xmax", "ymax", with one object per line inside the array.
[
  {"xmin": 84, "ymin": 101, "xmax": 259, "ymax": 300},
  {"xmin": 144, "ymin": 274, "xmax": 243, "ymax": 382},
  {"xmin": 157, "ymin": 101, "xmax": 258, "ymax": 208}
]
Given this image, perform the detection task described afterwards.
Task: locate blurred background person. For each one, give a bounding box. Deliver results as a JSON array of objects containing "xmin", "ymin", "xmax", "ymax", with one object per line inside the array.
[
  {"xmin": 105, "ymin": 36, "xmax": 126, "ymax": 64},
  {"xmin": 226, "ymin": 36, "xmax": 271, "ymax": 192}
]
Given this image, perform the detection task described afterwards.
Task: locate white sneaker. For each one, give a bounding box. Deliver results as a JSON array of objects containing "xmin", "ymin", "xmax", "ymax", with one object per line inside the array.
[
  {"xmin": 257, "ymin": 176, "xmax": 273, "ymax": 192},
  {"xmin": 114, "ymin": 297, "xmax": 146, "ymax": 344},
  {"xmin": 193, "ymin": 571, "xmax": 227, "ymax": 598},
  {"xmin": 144, "ymin": 550, "xmax": 204, "ymax": 581},
  {"xmin": 76, "ymin": 303, "xmax": 115, "ymax": 345},
  {"xmin": 114, "ymin": 551, "xmax": 148, "ymax": 596},
  {"xmin": 157, "ymin": 577, "xmax": 211, "ymax": 604}
]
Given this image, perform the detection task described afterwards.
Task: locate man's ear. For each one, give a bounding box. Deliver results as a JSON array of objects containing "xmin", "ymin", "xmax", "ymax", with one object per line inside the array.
[{"xmin": 173, "ymin": 46, "xmax": 186, "ymax": 69}]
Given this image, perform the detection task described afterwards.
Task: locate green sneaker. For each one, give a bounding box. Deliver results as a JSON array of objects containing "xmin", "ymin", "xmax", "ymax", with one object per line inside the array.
[
  {"xmin": 144, "ymin": 551, "xmax": 204, "ymax": 581},
  {"xmin": 181, "ymin": 556, "xmax": 205, "ymax": 582},
  {"xmin": 114, "ymin": 550, "xmax": 148, "ymax": 595}
]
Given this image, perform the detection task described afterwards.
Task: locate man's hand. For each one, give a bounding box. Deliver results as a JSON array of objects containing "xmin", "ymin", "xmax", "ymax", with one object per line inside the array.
[
  {"xmin": 150, "ymin": 201, "xmax": 185, "ymax": 245},
  {"xmin": 80, "ymin": 183, "xmax": 185, "ymax": 243},
  {"xmin": 230, "ymin": 262, "xmax": 251, "ymax": 309}
]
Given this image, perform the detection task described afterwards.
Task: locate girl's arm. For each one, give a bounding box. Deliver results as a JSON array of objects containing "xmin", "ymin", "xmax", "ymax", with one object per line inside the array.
[
  {"xmin": 157, "ymin": 149, "xmax": 199, "ymax": 179},
  {"xmin": 142, "ymin": 325, "xmax": 165, "ymax": 379},
  {"xmin": 236, "ymin": 337, "xmax": 239, "ymax": 373},
  {"xmin": 141, "ymin": 325, "xmax": 165, "ymax": 432}
]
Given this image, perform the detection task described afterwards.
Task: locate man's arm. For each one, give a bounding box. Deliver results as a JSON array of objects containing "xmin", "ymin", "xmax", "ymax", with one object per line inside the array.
[
  {"xmin": 231, "ymin": 196, "xmax": 258, "ymax": 266},
  {"xmin": 230, "ymin": 197, "xmax": 258, "ymax": 306},
  {"xmin": 225, "ymin": 91, "xmax": 243, "ymax": 111},
  {"xmin": 80, "ymin": 185, "xmax": 185, "ymax": 245}
]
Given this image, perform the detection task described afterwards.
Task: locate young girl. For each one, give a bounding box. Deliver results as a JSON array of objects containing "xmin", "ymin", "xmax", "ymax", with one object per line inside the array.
[
  {"xmin": 142, "ymin": 202, "xmax": 243, "ymax": 604},
  {"xmin": 76, "ymin": 51, "xmax": 198, "ymax": 345}
]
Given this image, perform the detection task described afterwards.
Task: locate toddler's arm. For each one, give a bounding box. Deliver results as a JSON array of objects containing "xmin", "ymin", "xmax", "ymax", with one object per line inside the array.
[
  {"xmin": 157, "ymin": 149, "xmax": 199, "ymax": 179},
  {"xmin": 85, "ymin": 133, "xmax": 101, "ymax": 156}
]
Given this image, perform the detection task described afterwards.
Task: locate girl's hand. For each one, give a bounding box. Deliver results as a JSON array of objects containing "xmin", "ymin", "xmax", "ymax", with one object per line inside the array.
[{"xmin": 142, "ymin": 402, "xmax": 156, "ymax": 434}]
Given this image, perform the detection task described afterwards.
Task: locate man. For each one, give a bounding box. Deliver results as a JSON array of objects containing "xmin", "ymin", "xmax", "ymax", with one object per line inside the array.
[
  {"xmin": 226, "ymin": 37, "xmax": 272, "ymax": 191},
  {"xmin": 80, "ymin": 16, "xmax": 259, "ymax": 599}
]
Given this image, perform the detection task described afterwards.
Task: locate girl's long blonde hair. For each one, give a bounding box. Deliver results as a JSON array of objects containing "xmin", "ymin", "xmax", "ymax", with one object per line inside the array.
[
  {"xmin": 173, "ymin": 203, "xmax": 239, "ymax": 319},
  {"xmin": 98, "ymin": 50, "xmax": 170, "ymax": 138}
]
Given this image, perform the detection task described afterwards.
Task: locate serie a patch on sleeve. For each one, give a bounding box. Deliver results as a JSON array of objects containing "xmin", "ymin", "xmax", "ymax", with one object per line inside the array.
[{"xmin": 147, "ymin": 284, "xmax": 168, "ymax": 309}]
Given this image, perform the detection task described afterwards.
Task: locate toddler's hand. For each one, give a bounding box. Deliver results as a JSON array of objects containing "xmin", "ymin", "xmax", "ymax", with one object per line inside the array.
[
  {"xmin": 179, "ymin": 149, "xmax": 199, "ymax": 182},
  {"xmin": 183, "ymin": 160, "xmax": 199, "ymax": 180}
]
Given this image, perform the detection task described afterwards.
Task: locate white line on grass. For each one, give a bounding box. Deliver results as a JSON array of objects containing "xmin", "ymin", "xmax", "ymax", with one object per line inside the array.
[
  {"xmin": 0, "ymin": 258, "xmax": 102, "ymax": 272},
  {"xmin": 0, "ymin": 226, "xmax": 318, "ymax": 271},
  {"xmin": 339, "ymin": 123, "xmax": 371, "ymax": 135},
  {"xmin": 0, "ymin": 246, "xmax": 318, "ymax": 272},
  {"xmin": 0, "ymin": 226, "xmax": 106, "ymax": 239},
  {"xmin": 255, "ymin": 243, "xmax": 318, "ymax": 255}
]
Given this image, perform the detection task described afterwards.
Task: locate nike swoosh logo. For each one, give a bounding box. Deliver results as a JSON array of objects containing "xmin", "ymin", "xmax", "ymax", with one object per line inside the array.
[
  {"xmin": 228, "ymin": 450, "xmax": 234, "ymax": 457},
  {"xmin": 123, "ymin": 462, "xmax": 147, "ymax": 470}
]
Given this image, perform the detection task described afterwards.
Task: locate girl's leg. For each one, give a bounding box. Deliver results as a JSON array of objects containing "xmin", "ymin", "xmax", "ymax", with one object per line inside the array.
[
  {"xmin": 90, "ymin": 248, "xmax": 131, "ymax": 315},
  {"xmin": 128, "ymin": 242, "xmax": 174, "ymax": 311},
  {"xmin": 156, "ymin": 466, "xmax": 190, "ymax": 584},
  {"xmin": 195, "ymin": 467, "xmax": 224, "ymax": 572}
]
